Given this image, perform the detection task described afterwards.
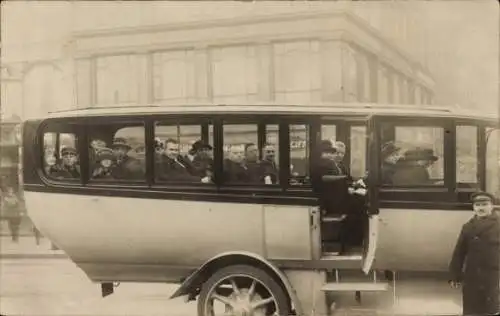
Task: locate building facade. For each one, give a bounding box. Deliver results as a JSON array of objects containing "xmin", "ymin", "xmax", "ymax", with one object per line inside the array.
[
  {"xmin": 1, "ymin": 10, "xmax": 435, "ymax": 119},
  {"xmin": 72, "ymin": 11, "xmax": 434, "ymax": 109}
]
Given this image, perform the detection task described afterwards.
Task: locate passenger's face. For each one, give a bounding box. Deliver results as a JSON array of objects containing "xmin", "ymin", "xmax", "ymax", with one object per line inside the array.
[
  {"xmin": 263, "ymin": 145, "xmax": 276, "ymax": 161},
  {"xmin": 165, "ymin": 143, "xmax": 179, "ymax": 159},
  {"xmin": 322, "ymin": 152, "xmax": 335, "ymax": 161},
  {"xmin": 45, "ymin": 154, "xmax": 56, "ymax": 166},
  {"xmin": 473, "ymin": 201, "xmax": 493, "ymax": 217},
  {"xmin": 62, "ymin": 153, "xmax": 77, "ymax": 166},
  {"xmin": 245, "ymin": 145, "xmax": 258, "ymax": 162},
  {"xmin": 333, "ymin": 147, "xmax": 345, "ymax": 162},
  {"xmin": 113, "ymin": 146, "xmax": 128, "ymax": 158},
  {"xmin": 417, "ymin": 159, "xmax": 433, "ymax": 167},
  {"xmin": 230, "ymin": 147, "xmax": 245, "ymax": 163},
  {"xmin": 91, "ymin": 140, "xmax": 106, "ymax": 149},
  {"xmin": 101, "ymin": 159, "xmax": 112, "ymax": 168},
  {"xmin": 385, "ymin": 152, "xmax": 402, "ymax": 164}
]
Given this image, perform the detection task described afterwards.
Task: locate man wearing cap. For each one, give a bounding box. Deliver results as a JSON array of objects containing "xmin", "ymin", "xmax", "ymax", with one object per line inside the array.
[
  {"xmin": 449, "ymin": 191, "xmax": 500, "ymax": 316},
  {"xmin": 53, "ymin": 147, "xmax": 80, "ymax": 179},
  {"xmin": 110, "ymin": 137, "xmax": 143, "ymax": 179},
  {"xmin": 91, "ymin": 148, "xmax": 116, "ymax": 180}
]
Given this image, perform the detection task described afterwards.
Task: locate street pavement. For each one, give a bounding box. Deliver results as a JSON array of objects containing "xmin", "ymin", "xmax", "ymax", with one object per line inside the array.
[
  {"xmin": 0, "ymin": 235, "xmax": 66, "ymax": 259},
  {"xmin": 0, "ymin": 236, "xmax": 464, "ymax": 316},
  {"xmin": 0, "ymin": 258, "xmax": 196, "ymax": 316}
]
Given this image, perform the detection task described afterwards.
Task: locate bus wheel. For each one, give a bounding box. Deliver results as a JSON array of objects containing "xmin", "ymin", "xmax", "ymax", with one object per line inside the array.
[{"xmin": 197, "ymin": 264, "xmax": 290, "ymax": 316}]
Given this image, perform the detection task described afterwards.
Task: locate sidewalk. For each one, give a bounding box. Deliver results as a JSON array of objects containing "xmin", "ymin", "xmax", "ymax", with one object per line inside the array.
[{"xmin": 0, "ymin": 235, "xmax": 67, "ymax": 259}]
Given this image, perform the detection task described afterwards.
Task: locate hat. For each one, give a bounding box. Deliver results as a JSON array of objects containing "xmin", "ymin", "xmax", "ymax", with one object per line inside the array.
[
  {"xmin": 111, "ymin": 137, "xmax": 131, "ymax": 150},
  {"xmin": 381, "ymin": 141, "xmax": 400, "ymax": 158},
  {"xmin": 96, "ymin": 148, "xmax": 115, "ymax": 162},
  {"xmin": 470, "ymin": 191, "xmax": 495, "ymax": 203},
  {"xmin": 320, "ymin": 140, "xmax": 336, "ymax": 153},
  {"xmin": 61, "ymin": 147, "xmax": 77, "ymax": 156},
  {"xmin": 190, "ymin": 140, "xmax": 213, "ymax": 154},
  {"xmin": 404, "ymin": 148, "xmax": 438, "ymax": 162}
]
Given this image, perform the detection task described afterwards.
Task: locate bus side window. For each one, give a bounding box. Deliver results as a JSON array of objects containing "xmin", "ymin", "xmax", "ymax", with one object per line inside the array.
[
  {"xmin": 222, "ymin": 124, "xmax": 260, "ymax": 185},
  {"xmin": 381, "ymin": 124, "xmax": 445, "ymax": 186},
  {"xmin": 154, "ymin": 123, "xmax": 213, "ymax": 183},
  {"xmin": 43, "ymin": 132, "xmax": 80, "ymax": 180},
  {"xmin": 289, "ymin": 124, "xmax": 310, "ymax": 186},
  {"xmin": 486, "ymin": 128, "xmax": 500, "ymax": 198},
  {"xmin": 456, "ymin": 125, "xmax": 479, "ymax": 188},
  {"xmin": 89, "ymin": 124, "xmax": 146, "ymax": 181}
]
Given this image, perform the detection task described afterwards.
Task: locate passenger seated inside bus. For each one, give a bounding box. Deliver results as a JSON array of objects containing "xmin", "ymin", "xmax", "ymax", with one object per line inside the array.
[
  {"xmin": 156, "ymin": 138, "xmax": 203, "ymax": 182},
  {"xmin": 380, "ymin": 141, "xmax": 403, "ymax": 185},
  {"xmin": 260, "ymin": 143, "xmax": 278, "ymax": 184},
  {"xmin": 392, "ymin": 147, "xmax": 440, "ymax": 186},
  {"xmin": 91, "ymin": 148, "xmax": 116, "ymax": 180},
  {"xmin": 182, "ymin": 140, "xmax": 213, "ymax": 179},
  {"xmin": 224, "ymin": 145, "xmax": 251, "ymax": 184},
  {"xmin": 51, "ymin": 147, "xmax": 80, "ymax": 179}
]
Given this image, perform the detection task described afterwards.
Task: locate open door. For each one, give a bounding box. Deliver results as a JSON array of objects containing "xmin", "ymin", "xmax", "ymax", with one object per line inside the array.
[{"xmin": 362, "ymin": 115, "xmax": 380, "ymax": 274}]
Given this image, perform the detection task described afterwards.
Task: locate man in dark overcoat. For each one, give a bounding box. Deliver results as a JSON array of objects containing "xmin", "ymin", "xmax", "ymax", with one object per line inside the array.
[{"xmin": 449, "ymin": 191, "xmax": 500, "ymax": 316}]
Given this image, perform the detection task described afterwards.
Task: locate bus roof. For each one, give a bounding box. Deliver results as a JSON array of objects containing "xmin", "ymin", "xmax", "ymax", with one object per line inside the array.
[{"xmin": 38, "ymin": 102, "xmax": 498, "ymax": 124}]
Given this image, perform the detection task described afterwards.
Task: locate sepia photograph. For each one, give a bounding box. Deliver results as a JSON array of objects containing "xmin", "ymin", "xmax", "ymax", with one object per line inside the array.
[{"xmin": 1, "ymin": 1, "xmax": 499, "ymax": 316}]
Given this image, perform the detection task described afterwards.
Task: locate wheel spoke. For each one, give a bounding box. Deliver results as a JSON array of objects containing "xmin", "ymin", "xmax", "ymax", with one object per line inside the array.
[
  {"xmin": 248, "ymin": 279, "xmax": 257, "ymax": 297},
  {"xmin": 212, "ymin": 293, "xmax": 233, "ymax": 306},
  {"xmin": 229, "ymin": 278, "xmax": 240, "ymax": 295},
  {"xmin": 252, "ymin": 297, "xmax": 275, "ymax": 309}
]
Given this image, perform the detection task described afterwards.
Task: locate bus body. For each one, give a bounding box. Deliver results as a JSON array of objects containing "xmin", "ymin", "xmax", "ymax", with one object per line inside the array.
[{"xmin": 22, "ymin": 103, "xmax": 499, "ymax": 316}]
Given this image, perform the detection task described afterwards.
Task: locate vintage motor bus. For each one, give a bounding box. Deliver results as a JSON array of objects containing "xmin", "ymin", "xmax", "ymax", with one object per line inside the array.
[{"xmin": 22, "ymin": 103, "xmax": 499, "ymax": 316}]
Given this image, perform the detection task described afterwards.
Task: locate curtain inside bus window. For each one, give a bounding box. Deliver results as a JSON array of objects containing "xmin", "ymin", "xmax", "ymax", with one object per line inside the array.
[
  {"xmin": 350, "ymin": 126, "xmax": 367, "ymax": 179},
  {"xmin": 456, "ymin": 125, "xmax": 479, "ymax": 188},
  {"xmin": 486, "ymin": 128, "xmax": 500, "ymax": 198}
]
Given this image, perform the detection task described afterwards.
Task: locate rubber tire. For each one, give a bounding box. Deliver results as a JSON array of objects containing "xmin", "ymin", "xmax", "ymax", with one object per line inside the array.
[{"xmin": 197, "ymin": 264, "xmax": 291, "ymax": 316}]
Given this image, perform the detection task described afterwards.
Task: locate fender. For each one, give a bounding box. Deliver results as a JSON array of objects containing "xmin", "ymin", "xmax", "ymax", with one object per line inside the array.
[{"xmin": 170, "ymin": 251, "xmax": 303, "ymax": 316}]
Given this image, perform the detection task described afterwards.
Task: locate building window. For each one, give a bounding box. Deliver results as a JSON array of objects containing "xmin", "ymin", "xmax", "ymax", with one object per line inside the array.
[
  {"xmin": 95, "ymin": 55, "xmax": 139, "ymax": 105},
  {"xmin": 152, "ymin": 50, "xmax": 195, "ymax": 103},
  {"xmin": 274, "ymin": 41, "xmax": 321, "ymax": 103},
  {"xmin": 211, "ymin": 45, "xmax": 258, "ymax": 103}
]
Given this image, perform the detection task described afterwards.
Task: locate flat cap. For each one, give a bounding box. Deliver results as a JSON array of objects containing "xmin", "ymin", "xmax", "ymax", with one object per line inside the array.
[{"xmin": 470, "ymin": 191, "xmax": 495, "ymax": 203}]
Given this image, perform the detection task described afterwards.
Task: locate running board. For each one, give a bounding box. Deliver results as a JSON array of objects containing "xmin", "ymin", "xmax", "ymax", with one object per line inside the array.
[{"xmin": 321, "ymin": 282, "xmax": 390, "ymax": 292}]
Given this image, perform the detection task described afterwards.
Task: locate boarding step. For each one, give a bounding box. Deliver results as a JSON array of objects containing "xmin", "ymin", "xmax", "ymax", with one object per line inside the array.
[
  {"xmin": 322, "ymin": 241, "xmax": 342, "ymax": 254},
  {"xmin": 321, "ymin": 282, "xmax": 390, "ymax": 292}
]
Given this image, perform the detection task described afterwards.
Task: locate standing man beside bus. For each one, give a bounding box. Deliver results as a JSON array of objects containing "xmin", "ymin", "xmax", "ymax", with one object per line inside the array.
[{"xmin": 449, "ymin": 191, "xmax": 500, "ymax": 316}]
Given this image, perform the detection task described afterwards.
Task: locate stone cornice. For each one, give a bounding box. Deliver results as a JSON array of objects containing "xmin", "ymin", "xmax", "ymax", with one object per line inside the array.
[{"xmin": 71, "ymin": 10, "xmax": 433, "ymax": 85}]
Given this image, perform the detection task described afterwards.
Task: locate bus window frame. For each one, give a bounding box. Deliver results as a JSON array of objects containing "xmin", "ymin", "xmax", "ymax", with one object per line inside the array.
[
  {"xmin": 218, "ymin": 116, "xmax": 282, "ymax": 189},
  {"xmin": 152, "ymin": 116, "xmax": 216, "ymax": 189},
  {"xmin": 84, "ymin": 117, "xmax": 148, "ymax": 187},
  {"xmin": 376, "ymin": 116, "xmax": 452, "ymax": 190},
  {"xmin": 38, "ymin": 119, "xmax": 84, "ymax": 187},
  {"xmin": 454, "ymin": 119, "xmax": 483, "ymax": 191},
  {"xmin": 283, "ymin": 116, "xmax": 319, "ymax": 192}
]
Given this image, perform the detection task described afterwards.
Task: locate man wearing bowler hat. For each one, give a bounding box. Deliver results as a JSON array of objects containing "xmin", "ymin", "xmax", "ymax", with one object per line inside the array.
[{"xmin": 449, "ymin": 191, "xmax": 500, "ymax": 316}]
